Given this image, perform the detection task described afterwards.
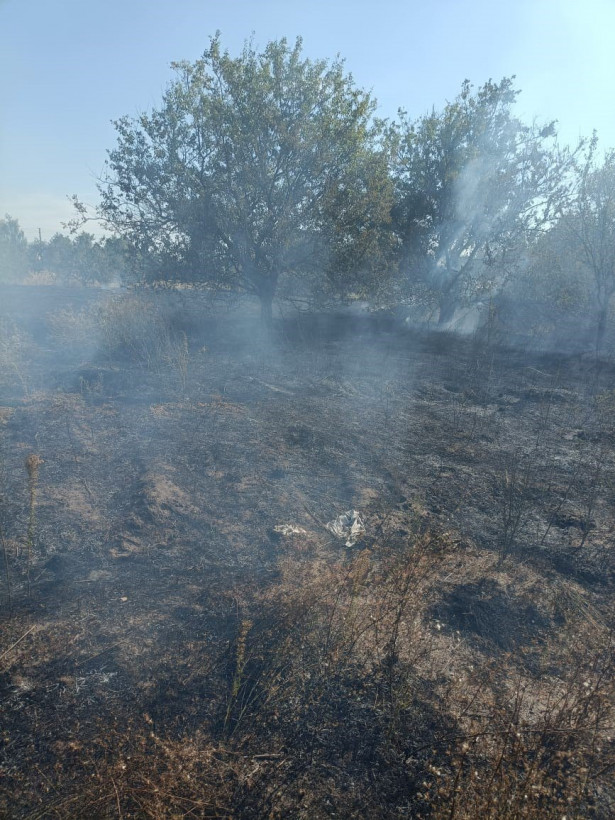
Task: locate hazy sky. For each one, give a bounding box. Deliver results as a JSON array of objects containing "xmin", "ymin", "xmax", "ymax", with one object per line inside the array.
[{"xmin": 1, "ymin": 0, "xmax": 614, "ymax": 240}]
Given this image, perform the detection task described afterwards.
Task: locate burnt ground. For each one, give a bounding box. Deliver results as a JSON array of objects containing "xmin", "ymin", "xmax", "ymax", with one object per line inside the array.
[{"xmin": 1, "ymin": 286, "xmax": 614, "ymax": 818}]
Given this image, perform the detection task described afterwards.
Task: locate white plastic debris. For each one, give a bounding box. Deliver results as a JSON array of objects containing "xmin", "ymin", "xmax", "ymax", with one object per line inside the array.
[
  {"xmin": 326, "ymin": 510, "xmax": 365, "ymax": 547},
  {"xmin": 273, "ymin": 524, "xmax": 307, "ymax": 536}
]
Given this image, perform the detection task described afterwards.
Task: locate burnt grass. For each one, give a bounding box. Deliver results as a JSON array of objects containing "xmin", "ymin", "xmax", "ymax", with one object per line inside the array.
[{"xmin": 1, "ymin": 286, "xmax": 614, "ymax": 818}]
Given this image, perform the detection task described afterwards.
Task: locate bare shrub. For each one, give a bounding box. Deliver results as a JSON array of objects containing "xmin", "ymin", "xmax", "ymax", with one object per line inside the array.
[
  {"xmin": 493, "ymin": 449, "xmax": 536, "ymax": 561},
  {"xmin": 162, "ymin": 329, "xmax": 189, "ymax": 393},
  {"xmin": 48, "ymin": 294, "xmax": 192, "ymax": 392},
  {"xmin": 25, "ymin": 453, "xmax": 43, "ymax": 595},
  {"xmin": 96, "ymin": 294, "xmax": 172, "ymax": 366},
  {"xmin": 211, "ymin": 532, "xmax": 455, "ymax": 814},
  {"xmin": 0, "ymin": 317, "xmax": 34, "ymax": 397},
  {"xmin": 96, "ymin": 295, "xmax": 191, "ymax": 390},
  {"xmin": 425, "ymin": 637, "xmax": 615, "ymax": 819},
  {"xmin": 7, "ymin": 528, "xmax": 613, "ymax": 818},
  {"xmin": 46, "ymin": 303, "xmax": 99, "ymax": 352}
]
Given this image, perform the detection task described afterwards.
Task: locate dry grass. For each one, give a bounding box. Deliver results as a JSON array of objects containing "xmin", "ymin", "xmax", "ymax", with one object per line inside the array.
[
  {"xmin": 2, "ymin": 293, "xmax": 615, "ymax": 818},
  {"xmin": 10, "ymin": 529, "xmax": 611, "ymax": 818}
]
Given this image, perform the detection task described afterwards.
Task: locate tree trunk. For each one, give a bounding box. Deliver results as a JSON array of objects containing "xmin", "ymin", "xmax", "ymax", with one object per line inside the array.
[
  {"xmin": 595, "ymin": 304, "xmax": 608, "ymax": 355},
  {"xmin": 258, "ymin": 274, "xmax": 278, "ymax": 330},
  {"xmin": 437, "ymin": 291, "xmax": 457, "ymax": 325},
  {"xmin": 260, "ymin": 292, "xmax": 273, "ymax": 329},
  {"xmin": 437, "ymin": 261, "xmax": 460, "ymax": 325}
]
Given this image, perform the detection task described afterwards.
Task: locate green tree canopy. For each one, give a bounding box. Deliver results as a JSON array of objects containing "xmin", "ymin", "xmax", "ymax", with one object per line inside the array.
[
  {"xmin": 97, "ymin": 35, "xmax": 394, "ymax": 322},
  {"xmin": 36, "ymin": 232, "xmax": 128, "ymax": 285},
  {"xmin": 393, "ymin": 78, "xmax": 573, "ymax": 323}
]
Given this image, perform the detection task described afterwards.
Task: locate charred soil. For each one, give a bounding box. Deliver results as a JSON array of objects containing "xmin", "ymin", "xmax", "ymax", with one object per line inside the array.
[{"xmin": 1, "ymin": 288, "xmax": 614, "ymax": 818}]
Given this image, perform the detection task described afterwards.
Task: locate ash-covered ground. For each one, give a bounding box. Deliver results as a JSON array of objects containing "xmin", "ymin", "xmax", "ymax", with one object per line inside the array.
[{"xmin": 1, "ymin": 287, "xmax": 614, "ymax": 818}]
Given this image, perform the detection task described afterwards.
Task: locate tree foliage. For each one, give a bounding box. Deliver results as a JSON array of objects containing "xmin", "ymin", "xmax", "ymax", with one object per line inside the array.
[
  {"xmin": 393, "ymin": 78, "xmax": 574, "ymax": 323},
  {"xmin": 0, "ymin": 216, "xmax": 127, "ymax": 285},
  {"xmin": 98, "ymin": 35, "xmax": 394, "ymax": 321},
  {"xmin": 559, "ymin": 139, "xmax": 615, "ymax": 351},
  {"xmin": 7, "ymin": 41, "xmax": 614, "ymax": 351},
  {"xmin": 32, "ymin": 232, "xmax": 127, "ymax": 284}
]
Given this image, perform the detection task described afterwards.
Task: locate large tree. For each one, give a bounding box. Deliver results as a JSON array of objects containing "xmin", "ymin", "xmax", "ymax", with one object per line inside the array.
[
  {"xmin": 97, "ymin": 35, "xmax": 394, "ymax": 322},
  {"xmin": 393, "ymin": 78, "xmax": 572, "ymax": 324}
]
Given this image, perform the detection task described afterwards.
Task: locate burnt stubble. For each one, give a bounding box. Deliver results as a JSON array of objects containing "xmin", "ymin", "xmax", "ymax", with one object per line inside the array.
[{"xmin": 1, "ymin": 287, "xmax": 614, "ymax": 818}]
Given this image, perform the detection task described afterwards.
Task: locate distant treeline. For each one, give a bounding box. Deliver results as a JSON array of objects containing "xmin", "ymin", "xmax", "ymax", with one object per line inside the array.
[{"xmin": 0, "ymin": 216, "xmax": 128, "ymax": 286}]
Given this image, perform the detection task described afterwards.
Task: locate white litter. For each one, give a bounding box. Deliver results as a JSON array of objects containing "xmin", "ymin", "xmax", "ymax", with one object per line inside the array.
[
  {"xmin": 273, "ymin": 524, "xmax": 307, "ymax": 536},
  {"xmin": 326, "ymin": 510, "xmax": 365, "ymax": 547}
]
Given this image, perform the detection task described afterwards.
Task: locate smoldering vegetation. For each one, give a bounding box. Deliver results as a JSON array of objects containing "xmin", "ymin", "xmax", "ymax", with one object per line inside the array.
[
  {"xmin": 2, "ymin": 38, "xmax": 615, "ymax": 819},
  {"xmin": 1, "ymin": 284, "xmax": 614, "ymax": 819}
]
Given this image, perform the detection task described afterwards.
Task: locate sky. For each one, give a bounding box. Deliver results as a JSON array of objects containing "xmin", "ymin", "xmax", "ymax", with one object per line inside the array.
[{"xmin": 1, "ymin": 0, "xmax": 614, "ymax": 240}]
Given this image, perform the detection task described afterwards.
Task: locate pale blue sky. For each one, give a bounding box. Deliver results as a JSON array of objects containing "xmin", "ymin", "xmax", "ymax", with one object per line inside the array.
[{"xmin": 1, "ymin": 0, "xmax": 614, "ymax": 239}]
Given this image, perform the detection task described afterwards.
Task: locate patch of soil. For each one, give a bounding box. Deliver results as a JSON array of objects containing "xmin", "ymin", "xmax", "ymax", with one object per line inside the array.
[{"xmin": 432, "ymin": 578, "xmax": 551, "ymax": 651}]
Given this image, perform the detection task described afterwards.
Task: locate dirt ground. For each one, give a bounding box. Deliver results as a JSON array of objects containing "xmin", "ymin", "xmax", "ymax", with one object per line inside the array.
[{"xmin": 1, "ymin": 287, "xmax": 614, "ymax": 818}]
